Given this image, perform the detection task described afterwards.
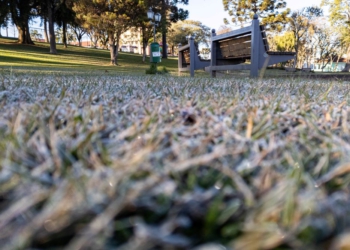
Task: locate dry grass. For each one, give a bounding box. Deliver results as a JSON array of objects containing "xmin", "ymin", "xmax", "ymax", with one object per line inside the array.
[{"xmin": 1, "ymin": 72, "xmax": 350, "ymax": 250}]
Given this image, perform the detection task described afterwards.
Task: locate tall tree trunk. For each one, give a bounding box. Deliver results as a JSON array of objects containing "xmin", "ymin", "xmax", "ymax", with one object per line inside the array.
[
  {"xmin": 44, "ymin": 17, "xmax": 49, "ymax": 42},
  {"xmin": 141, "ymin": 27, "xmax": 150, "ymax": 62},
  {"xmin": 25, "ymin": 23, "xmax": 32, "ymax": 44},
  {"xmin": 47, "ymin": 0, "xmax": 57, "ymax": 54},
  {"xmin": 62, "ymin": 21, "xmax": 67, "ymax": 48},
  {"xmin": 162, "ymin": 32, "xmax": 167, "ymax": 59},
  {"xmin": 16, "ymin": 23, "xmax": 34, "ymax": 44},
  {"xmin": 17, "ymin": 25, "xmax": 25, "ymax": 44},
  {"xmin": 115, "ymin": 38, "xmax": 120, "ymax": 65},
  {"xmin": 93, "ymin": 36, "xmax": 98, "ymax": 48},
  {"xmin": 92, "ymin": 33, "xmax": 98, "ymax": 48},
  {"xmin": 161, "ymin": 0, "xmax": 168, "ymax": 59},
  {"xmin": 88, "ymin": 32, "xmax": 96, "ymax": 48},
  {"xmin": 142, "ymin": 41, "xmax": 147, "ymax": 62},
  {"xmin": 109, "ymin": 35, "xmax": 116, "ymax": 65}
]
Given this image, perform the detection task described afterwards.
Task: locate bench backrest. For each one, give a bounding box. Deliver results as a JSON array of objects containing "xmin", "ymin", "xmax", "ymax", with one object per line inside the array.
[
  {"xmin": 214, "ymin": 25, "xmax": 269, "ymax": 60},
  {"xmin": 260, "ymin": 25, "xmax": 269, "ymax": 52},
  {"xmin": 208, "ymin": 15, "xmax": 295, "ymax": 77},
  {"xmin": 178, "ymin": 36, "xmax": 210, "ymax": 77},
  {"xmin": 179, "ymin": 41, "xmax": 202, "ymax": 65},
  {"xmin": 218, "ymin": 34, "xmax": 251, "ymax": 59},
  {"xmin": 181, "ymin": 49, "xmax": 190, "ymax": 66}
]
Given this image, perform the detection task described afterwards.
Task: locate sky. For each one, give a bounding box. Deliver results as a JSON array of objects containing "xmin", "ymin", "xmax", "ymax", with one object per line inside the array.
[
  {"xmin": 0, "ymin": 0, "xmax": 325, "ymax": 38},
  {"xmin": 184, "ymin": 0, "xmax": 324, "ymax": 31}
]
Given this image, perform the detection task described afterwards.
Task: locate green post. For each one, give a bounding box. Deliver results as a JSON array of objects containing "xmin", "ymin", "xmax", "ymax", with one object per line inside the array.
[
  {"xmin": 150, "ymin": 43, "xmax": 161, "ymax": 63},
  {"xmin": 150, "ymin": 42, "xmax": 161, "ymax": 71}
]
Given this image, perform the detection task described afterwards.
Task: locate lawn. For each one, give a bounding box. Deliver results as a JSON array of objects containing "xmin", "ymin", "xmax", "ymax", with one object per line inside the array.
[
  {"xmin": 1, "ymin": 70, "xmax": 350, "ymax": 249},
  {"xmin": 2, "ymin": 37, "xmax": 350, "ymax": 79},
  {"xmin": 1, "ymin": 38, "xmax": 350, "ymax": 250},
  {"xmin": 0, "ymin": 37, "xmax": 178, "ymax": 75}
]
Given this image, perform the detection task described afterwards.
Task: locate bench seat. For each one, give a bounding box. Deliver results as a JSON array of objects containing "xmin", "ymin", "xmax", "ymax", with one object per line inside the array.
[{"xmin": 267, "ymin": 51, "xmax": 296, "ymax": 56}]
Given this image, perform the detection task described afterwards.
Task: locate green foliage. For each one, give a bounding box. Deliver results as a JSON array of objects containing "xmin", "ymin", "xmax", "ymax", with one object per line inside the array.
[
  {"xmin": 145, "ymin": 63, "xmax": 169, "ymax": 74},
  {"xmin": 0, "ymin": 1, "xmax": 9, "ymax": 28},
  {"xmin": 222, "ymin": 0, "xmax": 290, "ymax": 31},
  {"xmin": 287, "ymin": 7, "xmax": 323, "ymax": 68},
  {"xmin": 273, "ymin": 31, "xmax": 295, "ymax": 52},
  {"xmin": 161, "ymin": 66, "xmax": 169, "ymax": 73},
  {"xmin": 145, "ymin": 63, "xmax": 158, "ymax": 74},
  {"xmin": 322, "ymin": 0, "xmax": 350, "ymax": 47},
  {"xmin": 3, "ymin": 0, "xmax": 39, "ymax": 44},
  {"xmin": 73, "ymin": 0, "xmax": 142, "ymax": 64},
  {"xmin": 167, "ymin": 20, "xmax": 211, "ymax": 49}
]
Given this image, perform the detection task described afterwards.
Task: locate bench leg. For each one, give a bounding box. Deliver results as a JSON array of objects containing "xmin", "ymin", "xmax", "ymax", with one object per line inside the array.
[
  {"xmin": 190, "ymin": 38, "xmax": 195, "ymax": 77},
  {"xmin": 190, "ymin": 67, "xmax": 194, "ymax": 77},
  {"xmin": 250, "ymin": 14, "xmax": 260, "ymax": 78},
  {"xmin": 211, "ymin": 70, "xmax": 216, "ymax": 78}
]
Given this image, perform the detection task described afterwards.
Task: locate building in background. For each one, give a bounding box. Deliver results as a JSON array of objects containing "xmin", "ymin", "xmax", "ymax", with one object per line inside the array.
[
  {"xmin": 120, "ymin": 28, "xmax": 143, "ymax": 54},
  {"xmin": 313, "ymin": 56, "xmax": 347, "ymax": 72}
]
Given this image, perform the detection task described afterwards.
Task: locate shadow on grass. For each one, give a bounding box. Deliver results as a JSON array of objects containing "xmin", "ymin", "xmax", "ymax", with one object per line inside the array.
[{"xmin": 0, "ymin": 39, "xmax": 179, "ymax": 74}]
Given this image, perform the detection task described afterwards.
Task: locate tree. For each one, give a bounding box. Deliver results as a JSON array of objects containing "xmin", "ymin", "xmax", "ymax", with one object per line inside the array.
[
  {"xmin": 36, "ymin": 0, "xmax": 75, "ymax": 52},
  {"xmin": 0, "ymin": 1, "xmax": 10, "ymax": 32},
  {"xmin": 86, "ymin": 27, "xmax": 101, "ymax": 48},
  {"xmin": 159, "ymin": 0, "xmax": 189, "ymax": 59},
  {"xmin": 55, "ymin": 0, "xmax": 76, "ymax": 48},
  {"xmin": 322, "ymin": 0, "xmax": 350, "ymax": 69},
  {"xmin": 30, "ymin": 29, "xmax": 43, "ymax": 41},
  {"xmin": 272, "ymin": 31, "xmax": 295, "ymax": 52},
  {"xmin": 36, "ymin": 1, "xmax": 50, "ymax": 43},
  {"xmin": 322, "ymin": 0, "xmax": 350, "ymax": 37},
  {"xmin": 70, "ymin": 24, "xmax": 87, "ymax": 46},
  {"xmin": 39, "ymin": 18, "xmax": 49, "ymax": 42},
  {"xmin": 46, "ymin": 0, "xmax": 58, "ymax": 53},
  {"xmin": 167, "ymin": 20, "xmax": 210, "ymax": 54},
  {"xmin": 312, "ymin": 19, "xmax": 345, "ymax": 71},
  {"xmin": 287, "ymin": 6, "xmax": 323, "ymax": 68},
  {"xmin": 222, "ymin": 0, "xmax": 290, "ymax": 30},
  {"xmin": 5, "ymin": 0, "xmax": 39, "ymax": 44},
  {"xmin": 129, "ymin": 0, "xmax": 156, "ymax": 62},
  {"xmin": 200, "ymin": 47, "xmax": 210, "ymax": 59},
  {"xmin": 73, "ymin": 0, "xmax": 140, "ymax": 65},
  {"xmin": 36, "ymin": 0, "xmax": 60, "ymax": 53}
]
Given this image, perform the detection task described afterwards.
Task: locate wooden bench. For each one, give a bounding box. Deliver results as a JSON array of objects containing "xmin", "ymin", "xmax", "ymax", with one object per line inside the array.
[
  {"xmin": 178, "ymin": 36, "xmax": 210, "ymax": 77},
  {"xmin": 205, "ymin": 14, "xmax": 296, "ymax": 77}
]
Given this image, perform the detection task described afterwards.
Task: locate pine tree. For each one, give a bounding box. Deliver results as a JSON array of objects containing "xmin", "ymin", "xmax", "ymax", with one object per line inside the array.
[{"xmin": 222, "ymin": 0, "xmax": 290, "ymax": 30}]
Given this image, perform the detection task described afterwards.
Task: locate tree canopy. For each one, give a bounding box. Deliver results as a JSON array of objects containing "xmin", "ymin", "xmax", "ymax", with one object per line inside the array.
[
  {"xmin": 167, "ymin": 20, "xmax": 210, "ymax": 53},
  {"xmin": 3, "ymin": 0, "xmax": 40, "ymax": 44},
  {"xmin": 322, "ymin": 0, "xmax": 350, "ymax": 47},
  {"xmin": 273, "ymin": 31, "xmax": 295, "ymax": 52},
  {"xmin": 287, "ymin": 6, "xmax": 323, "ymax": 67},
  {"xmin": 73, "ymin": 0, "xmax": 142, "ymax": 65},
  {"xmin": 222, "ymin": 0, "xmax": 290, "ymax": 30}
]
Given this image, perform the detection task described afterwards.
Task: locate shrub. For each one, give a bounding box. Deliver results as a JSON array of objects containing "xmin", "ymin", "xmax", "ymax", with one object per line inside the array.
[{"xmin": 145, "ymin": 63, "xmax": 169, "ymax": 75}]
